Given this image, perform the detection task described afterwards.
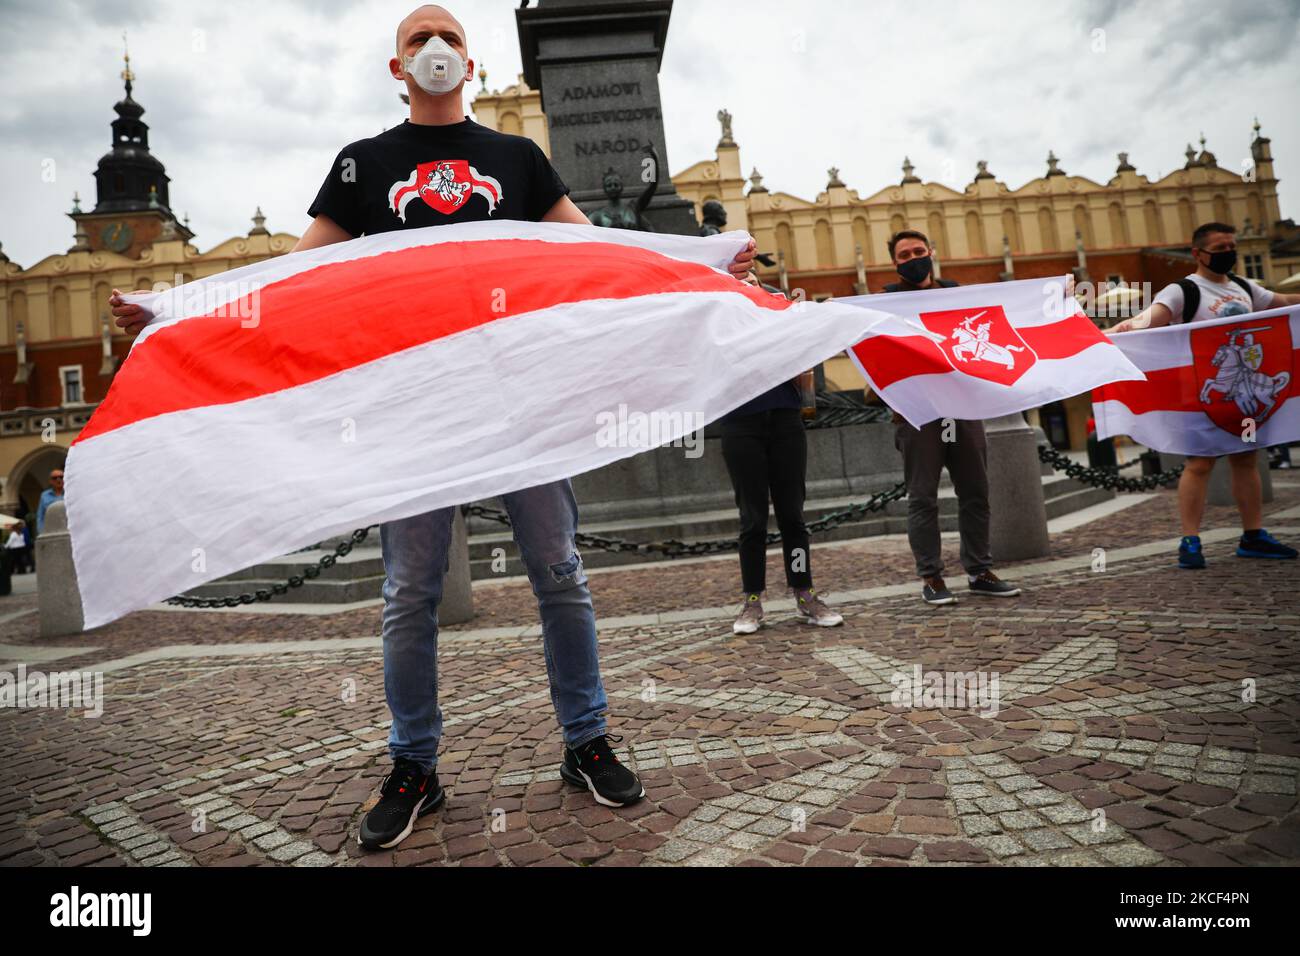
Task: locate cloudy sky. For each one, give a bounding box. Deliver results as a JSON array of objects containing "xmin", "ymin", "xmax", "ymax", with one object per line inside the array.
[{"xmin": 1, "ymin": 0, "xmax": 1298, "ymax": 267}]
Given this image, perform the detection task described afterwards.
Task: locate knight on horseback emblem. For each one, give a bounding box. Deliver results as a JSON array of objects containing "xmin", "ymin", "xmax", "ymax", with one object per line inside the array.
[
  {"xmin": 419, "ymin": 162, "xmax": 471, "ymax": 208},
  {"xmin": 948, "ymin": 311, "xmax": 1027, "ymax": 370},
  {"xmin": 1199, "ymin": 325, "xmax": 1292, "ymax": 422},
  {"xmin": 918, "ymin": 304, "xmax": 1038, "ymax": 387}
]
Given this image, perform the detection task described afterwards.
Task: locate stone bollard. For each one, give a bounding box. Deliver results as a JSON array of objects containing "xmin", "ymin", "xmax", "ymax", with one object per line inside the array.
[
  {"xmin": 439, "ymin": 507, "xmax": 474, "ymax": 626},
  {"xmin": 36, "ymin": 501, "xmax": 85, "ymax": 636},
  {"xmin": 1207, "ymin": 449, "xmax": 1273, "ymax": 507},
  {"xmin": 983, "ymin": 412, "xmax": 1051, "ymax": 562}
]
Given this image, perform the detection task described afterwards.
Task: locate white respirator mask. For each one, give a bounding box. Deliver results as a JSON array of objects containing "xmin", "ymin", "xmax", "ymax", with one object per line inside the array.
[{"xmin": 402, "ymin": 36, "xmax": 467, "ymax": 95}]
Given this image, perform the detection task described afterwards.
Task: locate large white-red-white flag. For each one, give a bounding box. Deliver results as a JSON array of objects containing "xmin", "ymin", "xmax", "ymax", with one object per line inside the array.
[
  {"xmin": 1093, "ymin": 306, "xmax": 1299, "ymax": 457},
  {"xmin": 66, "ymin": 222, "xmax": 899, "ymax": 628},
  {"xmin": 839, "ymin": 277, "xmax": 1143, "ymax": 426}
]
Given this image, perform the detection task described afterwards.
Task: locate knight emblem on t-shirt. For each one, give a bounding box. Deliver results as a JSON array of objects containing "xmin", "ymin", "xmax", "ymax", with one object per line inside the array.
[{"xmin": 388, "ymin": 160, "xmax": 504, "ymax": 221}]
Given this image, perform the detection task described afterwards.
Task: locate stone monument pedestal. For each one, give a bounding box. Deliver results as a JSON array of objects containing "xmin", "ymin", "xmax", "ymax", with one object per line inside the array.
[
  {"xmin": 440, "ymin": 509, "xmax": 474, "ymax": 626},
  {"xmin": 36, "ymin": 501, "xmax": 85, "ymax": 636},
  {"xmin": 517, "ymin": 0, "xmax": 700, "ymax": 235},
  {"xmin": 984, "ymin": 413, "xmax": 1051, "ymax": 562}
]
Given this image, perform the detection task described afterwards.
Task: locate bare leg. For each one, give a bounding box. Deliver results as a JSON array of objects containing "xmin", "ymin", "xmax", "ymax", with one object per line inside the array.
[
  {"xmin": 1229, "ymin": 450, "xmax": 1263, "ymax": 530},
  {"xmin": 1177, "ymin": 456, "xmax": 1215, "ymax": 536}
]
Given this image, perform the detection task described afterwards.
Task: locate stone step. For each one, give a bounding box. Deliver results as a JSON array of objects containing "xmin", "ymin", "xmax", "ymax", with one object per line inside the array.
[
  {"xmin": 465, "ymin": 472, "xmax": 1103, "ymax": 555},
  {"xmin": 183, "ymin": 572, "xmax": 387, "ymax": 605},
  {"xmin": 1042, "ymin": 484, "xmax": 1116, "ymax": 520},
  {"xmin": 176, "ymin": 544, "xmax": 387, "ymax": 603},
  {"xmin": 466, "ymin": 473, "xmax": 1113, "ymax": 578},
  {"xmin": 216, "ymin": 545, "xmax": 385, "ymax": 581}
]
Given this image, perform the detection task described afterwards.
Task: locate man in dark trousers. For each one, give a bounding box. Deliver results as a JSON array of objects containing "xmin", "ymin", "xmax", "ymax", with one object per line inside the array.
[
  {"xmin": 110, "ymin": 3, "xmax": 760, "ymax": 852},
  {"xmin": 721, "ymin": 282, "xmax": 844, "ymax": 634},
  {"xmin": 881, "ymin": 230, "xmax": 1021, "ymax": 605}
]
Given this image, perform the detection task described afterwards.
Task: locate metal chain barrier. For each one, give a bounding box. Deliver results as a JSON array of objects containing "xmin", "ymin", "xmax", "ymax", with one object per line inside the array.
[
  {"xmin": 1038, "ymin": 445, "xmax": 1183, "ymax": 492},
  {"xmin": 166, "ymin": 446, "xmax": 1177, "ymax": 607},
  {"xmin": 165, "ymin": 478, "xmax": 908, "ymax": 606},
  {"xmin": 164, "ymin": 526, "xmax": 377, "ymax": 608},
  {"xmin": 467, "ymin": 482, "xmax": 908, "ymax": 558}
]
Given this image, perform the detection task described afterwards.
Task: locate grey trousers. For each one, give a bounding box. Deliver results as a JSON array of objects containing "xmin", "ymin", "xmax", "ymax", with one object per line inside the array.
[{"xmin": 894, "ymin": 418, "xmax": 992, "ymax": 580}]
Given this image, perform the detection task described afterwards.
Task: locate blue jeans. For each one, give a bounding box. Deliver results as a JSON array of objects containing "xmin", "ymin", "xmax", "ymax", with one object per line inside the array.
[{"xmin": 380, "ymin": 479, "xmax": 608, "ymax": 772}]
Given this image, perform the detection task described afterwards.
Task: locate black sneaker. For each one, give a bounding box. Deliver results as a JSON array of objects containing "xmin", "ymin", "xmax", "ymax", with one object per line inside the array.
[
  {"xmin": 357, "ymin": 757, "xmax": 445, "ymax": 850},
  {"xmin": 921, "ymin": 576, "xmax": 956, "ymax": 605},
  {"xmin": 967, "ymin": 570, "xmax": 1021, "ymax": 597},
  {"xmin": 560, "ymin": 734, "xmax": 645, "ymax": 807},
  {"xmin": 1236, "ymin": 529, "xmax": 1298, "ymax": 560}
]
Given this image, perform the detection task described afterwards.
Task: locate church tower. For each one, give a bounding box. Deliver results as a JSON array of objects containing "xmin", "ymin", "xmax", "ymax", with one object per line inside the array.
[{"xmin": 69, "ymin": 44, "xmax": 193, "ymax": 258}]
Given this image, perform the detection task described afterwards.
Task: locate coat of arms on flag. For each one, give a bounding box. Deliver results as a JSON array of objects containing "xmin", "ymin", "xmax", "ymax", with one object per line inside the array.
[
  {"xmin": 1192, "ymin": 319, "xmax": 1293, "ymax": 434},
  {"xmin": 388, "ymin": 160, "xmax": 504, "ymax": 220},
  {"xmin": 1093, "ymin": 306, "xmax": 1300, "ymax": 457},
  {"xmin": 919, "ymin": 305, "xmax": 1037, "ymax": 386}
]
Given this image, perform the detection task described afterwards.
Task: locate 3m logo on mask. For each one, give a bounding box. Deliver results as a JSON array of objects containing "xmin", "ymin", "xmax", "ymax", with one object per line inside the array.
[
  {"xmin": 404, "ymin": 36, "xmax": 466, "ymax": 95},
  {"xmin": 388, "ymin": 161, "xmax": 504, "ymax": 220}
]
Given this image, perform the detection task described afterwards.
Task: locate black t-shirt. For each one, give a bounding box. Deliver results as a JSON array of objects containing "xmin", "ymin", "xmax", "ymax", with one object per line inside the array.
[{"xmin": 307, "ymin": 118, "xmax": 569, "ymax": 236}]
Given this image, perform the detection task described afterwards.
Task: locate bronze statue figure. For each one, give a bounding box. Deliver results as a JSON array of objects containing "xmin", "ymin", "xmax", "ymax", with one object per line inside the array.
[
  {"xmin": 588, "ymin": 143, "xmax": 659, "ymax": 232},
  {"xmin": 698, "ymin": 199, "xmax": 727, "ymax": 237}
]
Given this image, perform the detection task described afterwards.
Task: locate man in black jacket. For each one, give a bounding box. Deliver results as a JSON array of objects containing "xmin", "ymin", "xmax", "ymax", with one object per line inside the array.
[{"xmin": 882, "ymin": 230, "xmax": 1020, "ymax": 605}]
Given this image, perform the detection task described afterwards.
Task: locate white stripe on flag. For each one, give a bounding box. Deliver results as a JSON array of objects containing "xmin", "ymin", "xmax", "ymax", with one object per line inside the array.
[
  {"xmin": 69, "ymin": 289, "xmax": 893, "ymax": 628},
  {"xmin": 1094, "ymin": 397, "xmax": 1300, "ymax": 458}
]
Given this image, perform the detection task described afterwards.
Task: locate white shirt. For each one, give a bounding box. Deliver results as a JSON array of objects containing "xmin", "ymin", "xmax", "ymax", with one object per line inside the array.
[
  {"xmin": 1153, "ymin": 273, "xmax": 1275, "ymax": 324},
  {"xmin": 4, "ymin": 530, "xmax": 24, "ymax": 550}
]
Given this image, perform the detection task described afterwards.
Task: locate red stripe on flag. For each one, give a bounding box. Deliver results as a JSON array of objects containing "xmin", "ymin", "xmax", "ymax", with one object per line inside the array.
[
  {"xmin": 78, "ymin": 239, "xmax": 785, "ymax": 443},
  {"xmin": 1092, "ymin": 366, "xmax": 1194, "ymax": 413},
  {"xmin": 851, "ymin": 334, "xmax": 951, "ymax": 389},
  {"xmin": 1019, "ymin": 315, "xmax": 1113, "ymax": 360},
  {"xmin": 1094, "ymin": 346, "xmax": 1300, "ymax": 414}
]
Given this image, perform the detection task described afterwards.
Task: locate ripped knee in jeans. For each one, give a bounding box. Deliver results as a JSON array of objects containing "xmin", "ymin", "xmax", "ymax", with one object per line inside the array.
[{"xmin": 548, "ymin": 550, "xmax": 583, "ymax": 584}]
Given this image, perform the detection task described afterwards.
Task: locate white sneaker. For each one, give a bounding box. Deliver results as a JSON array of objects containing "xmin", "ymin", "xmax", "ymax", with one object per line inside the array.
[
  {"xmin": 733, "ymin": 593, "xmax": 764, "ymax": 634},
  {"xmin": 794, "ymin": 588, "xmax": 843, "ymax": 627}
]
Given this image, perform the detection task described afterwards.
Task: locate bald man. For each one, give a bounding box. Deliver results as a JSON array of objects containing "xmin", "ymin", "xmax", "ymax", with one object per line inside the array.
[{"xmin": 112, "ymin": 4, "xmax": 760, "ymax": 852}]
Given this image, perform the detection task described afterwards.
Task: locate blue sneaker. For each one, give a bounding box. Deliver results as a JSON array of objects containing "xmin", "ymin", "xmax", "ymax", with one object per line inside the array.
[
  {"xmin": 1237, "ymin": 530, "xmax": 1298, "ymax": 560},
  {"xmin": 1178, "ymin": 536, "xmax": 1205, "ymax": 569}
]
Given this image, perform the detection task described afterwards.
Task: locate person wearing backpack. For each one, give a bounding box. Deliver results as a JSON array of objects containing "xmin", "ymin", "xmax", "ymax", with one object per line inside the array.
[{"xmin": 1111, "ymin": 221, "xmax": 1300, "ymax": 567}]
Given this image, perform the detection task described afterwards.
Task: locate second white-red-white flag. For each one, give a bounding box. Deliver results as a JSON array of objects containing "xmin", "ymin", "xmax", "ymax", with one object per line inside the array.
[
  {"xmin": 839, "ymin": 277, "xmax": 1143, "ymax": 426},
  {"xmin": 1093, "ymin": 306, "xmax": 1300, "ymax": 456}
]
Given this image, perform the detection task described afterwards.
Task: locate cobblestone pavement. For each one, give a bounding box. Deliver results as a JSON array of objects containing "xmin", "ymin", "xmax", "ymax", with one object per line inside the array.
[{"xmin": 1, "ymin": 481, "xmax": 1297, "ymax": 867}]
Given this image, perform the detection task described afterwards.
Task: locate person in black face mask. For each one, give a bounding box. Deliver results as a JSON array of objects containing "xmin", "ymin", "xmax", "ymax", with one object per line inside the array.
[
  {"xmin": 881, "ymin": 230, "xmax": 1021, "ymax": 606},
  {"xmin": 1112, "ymin": 222, "xmax": 1300, "ymax": 568},
  {"xmin": 882, "ymin": 230, "xmax": 958, "ymax": 294}
]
